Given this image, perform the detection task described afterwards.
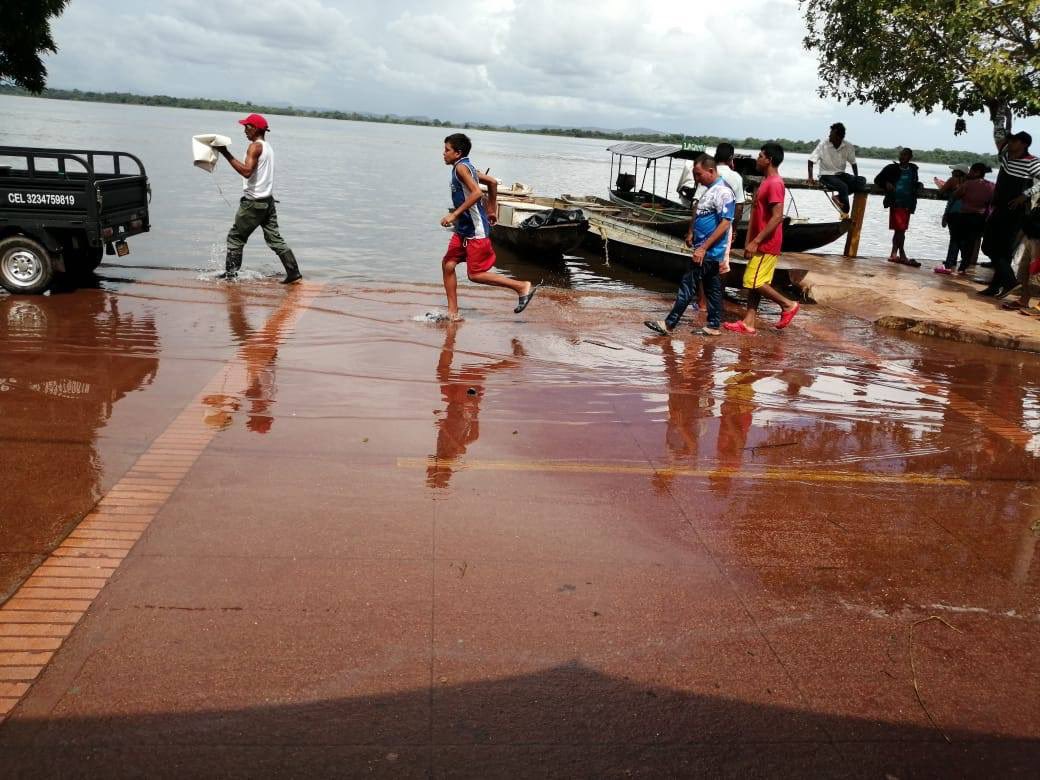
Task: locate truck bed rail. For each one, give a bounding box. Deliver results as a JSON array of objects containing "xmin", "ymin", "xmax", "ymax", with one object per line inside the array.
[{"xmin": 0, "ymin": 146, "xmax": 146, "ymax": 180}]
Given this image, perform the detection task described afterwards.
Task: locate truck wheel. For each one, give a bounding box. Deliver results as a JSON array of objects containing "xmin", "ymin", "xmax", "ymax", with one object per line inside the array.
[{"xmin": 0, "ymin": 236, "xmax": 55, "ymax": 294}]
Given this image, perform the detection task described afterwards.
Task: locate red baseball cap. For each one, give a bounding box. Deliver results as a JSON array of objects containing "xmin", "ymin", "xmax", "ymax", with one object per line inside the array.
[{"xmin": 238, "ymin": 113, "xmax": 269, "ymax": 131}]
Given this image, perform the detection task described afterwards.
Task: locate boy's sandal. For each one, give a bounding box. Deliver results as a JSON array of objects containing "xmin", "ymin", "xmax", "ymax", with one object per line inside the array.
[
  {"xmin": 514, "ymin": 282, "xmax": 541, "ymax": 314},
  {"xmin": 644, "ymin": 320, "xmax": 670, "ymax": 336},
  {"xmin": 722, "ymin": 321, "xmax": 757, "ymax": 335},
  {"xmin": 1001, "ymin": 300, "xmax": 1026, "ymax": 311},
  {"xmin": 776, "ymin": 303, "xmax": 800, "ymax": 330},
  {"xmin": 1019, "ymin": 307, "xmax": 1040, "ymax": 318}
]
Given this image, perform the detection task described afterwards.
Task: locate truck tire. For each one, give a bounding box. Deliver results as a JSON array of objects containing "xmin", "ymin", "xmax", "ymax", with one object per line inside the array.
[{"xmin": 0, "ymin": 236, "xmax": 55, "ymax": 294}]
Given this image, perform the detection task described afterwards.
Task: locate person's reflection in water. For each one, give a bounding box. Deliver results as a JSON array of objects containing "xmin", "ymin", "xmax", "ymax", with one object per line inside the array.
[
  {"xmin": 714, "ymin": 341, "xmax": 760, "ymax": 491},
  {"xmin": 204, "ymin": 284, "xmax": 302, "ymax": 434},
  {"xmin": 713, "ymin": 340, "xmax": 801, "ymax": 491},
  {"xmin": 426, "ymin": 321, "xmax": 524, "ymax": 489},
  {"xmin": 653, "ymin": 338, "xmax": 718, "ymax": 493}
]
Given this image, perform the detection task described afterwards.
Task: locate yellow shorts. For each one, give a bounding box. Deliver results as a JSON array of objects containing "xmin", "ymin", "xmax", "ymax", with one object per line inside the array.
[{"xmin": 743, "ymin": 253, "xmax": 778, "ymax": 289}]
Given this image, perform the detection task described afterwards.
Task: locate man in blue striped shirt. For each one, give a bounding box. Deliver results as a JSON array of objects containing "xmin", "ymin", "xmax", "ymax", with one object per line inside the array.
[{"xmin": 646, "ymin": 156, "xmax": 735, "ymax": 337}]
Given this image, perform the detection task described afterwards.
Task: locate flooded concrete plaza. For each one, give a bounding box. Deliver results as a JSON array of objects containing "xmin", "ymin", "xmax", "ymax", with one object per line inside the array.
[{"xmin": 1, "ymin": 270, "xmax": 1038, "ymax": 776}]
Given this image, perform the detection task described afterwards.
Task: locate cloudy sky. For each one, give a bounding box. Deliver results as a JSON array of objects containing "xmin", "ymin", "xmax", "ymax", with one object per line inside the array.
[{"xmin": 45, "ymin": 0, "xmax": 1005, "ymax": 151}]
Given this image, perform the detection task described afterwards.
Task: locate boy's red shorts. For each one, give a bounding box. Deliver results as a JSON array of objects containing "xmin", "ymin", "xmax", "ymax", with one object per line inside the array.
[
  {"xmin": 889, "ymin": 207, "xmax": 911, "ymax": 232},
  {"xmin": 444, "ymin": 234, "xmax": 496, "ymax": 274}
]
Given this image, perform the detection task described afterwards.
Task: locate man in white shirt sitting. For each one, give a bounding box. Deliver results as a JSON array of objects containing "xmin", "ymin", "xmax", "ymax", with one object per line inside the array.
[{"xmin": 807, "ymin": 122, "xmax": 866, "ymax": 217}]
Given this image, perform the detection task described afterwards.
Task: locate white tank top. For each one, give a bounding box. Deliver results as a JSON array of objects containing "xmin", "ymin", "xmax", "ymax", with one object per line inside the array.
[{"xmin": 243, "ymin": 139, "xmax": 274, "ymax": 198}]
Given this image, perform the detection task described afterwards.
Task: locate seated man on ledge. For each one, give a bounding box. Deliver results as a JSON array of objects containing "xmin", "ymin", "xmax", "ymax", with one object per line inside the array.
[{"xmin": 807, "ymin": 122, "xmax": 866, "ymax": 217}]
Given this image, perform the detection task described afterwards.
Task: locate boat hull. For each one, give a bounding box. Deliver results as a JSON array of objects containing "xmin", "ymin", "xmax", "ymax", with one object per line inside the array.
[
  {"xmin": 503, "ymin": 194, "xmax": 850, "ymax": 258},
  {"xmin": 601, "ymin": 235, "xmax": 690, "ymax": 281},
  {"xmin": 491, "ymin": 221, "xmax": 589, "ymax": 258},
  {"xmin": 584, "ymin": 212, "xmax": 850, "ymax": 285},
  {"xmin": 771, "ymin": 219, "xmax": 851, "ymax": 253},
  {"xmin": 583, "ymin": 215, "xmax": 691, "ymax": 282},
  {"xmin": 608, "ymin": 190, "xmax": 850, "ymax": 251}
]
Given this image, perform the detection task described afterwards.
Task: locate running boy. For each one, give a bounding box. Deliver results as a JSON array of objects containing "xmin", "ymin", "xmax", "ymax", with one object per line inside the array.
[
  {"xmin": 645, "ymin": 156, "xmax": 735, "ymax": 337},
  {"xmin": 440, "ymin": 133, "xmax": 537, "ymax": 320},
  {"xmin": 724, "ymin": 143, "xmax": 800, "ymax": 335}
]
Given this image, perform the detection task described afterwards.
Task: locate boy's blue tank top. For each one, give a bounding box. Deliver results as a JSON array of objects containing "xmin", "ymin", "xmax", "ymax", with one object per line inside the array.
[{"xmin": 450, "ymin": 158, "xmax": 491, "ymax": 239}]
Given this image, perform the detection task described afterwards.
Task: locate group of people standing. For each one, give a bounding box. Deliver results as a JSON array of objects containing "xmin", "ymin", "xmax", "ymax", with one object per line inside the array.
[
  {"xmin": 806, "ymin": 119, "xmax": 1040, "ymax": 299},
  {"xmin": 645, "ymin": 116, "xmax": 1039, "ymax": 338},
  {"xmin": 932, "ymin": 115, "xmax": 1040, "ymax": 306}
]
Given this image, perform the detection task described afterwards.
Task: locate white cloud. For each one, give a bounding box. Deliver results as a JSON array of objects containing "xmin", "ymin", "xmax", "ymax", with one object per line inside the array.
[{"xmin": 41, "ymin": 0, "xmax": 1008, "ymax": 150}]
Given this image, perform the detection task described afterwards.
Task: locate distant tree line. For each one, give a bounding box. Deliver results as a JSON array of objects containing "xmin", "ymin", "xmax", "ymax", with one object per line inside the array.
[{"xmin": 0, "ymin": 85, "xmax": 999, "ymax": 167}]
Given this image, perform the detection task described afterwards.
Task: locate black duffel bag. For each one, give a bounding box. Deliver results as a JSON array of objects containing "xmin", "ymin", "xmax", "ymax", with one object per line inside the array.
[{"xmin": 520, "ymin": 208, "xmax": 586, "ymax": 229}]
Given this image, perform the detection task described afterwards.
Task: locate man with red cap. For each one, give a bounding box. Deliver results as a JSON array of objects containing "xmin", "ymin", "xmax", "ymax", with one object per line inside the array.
[{"xmin": 214, "ymin": 113, "xmax": 302, "ymax": 283}]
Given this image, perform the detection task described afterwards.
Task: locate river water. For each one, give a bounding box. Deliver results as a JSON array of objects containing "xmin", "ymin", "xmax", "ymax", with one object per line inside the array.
[{"xmin": 1, "ymin": 95, "xmax": 964, "ymax": 291}]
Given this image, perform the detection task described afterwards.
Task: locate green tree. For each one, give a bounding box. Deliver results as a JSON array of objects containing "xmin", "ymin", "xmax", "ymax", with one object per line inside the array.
[
  {"xmin": 0, "ymin": 0, "xmax": 71, "ymax": 93},
  {"xmin": 801, "ymin": 0, "xmax": 1040, "ymax": 128}
]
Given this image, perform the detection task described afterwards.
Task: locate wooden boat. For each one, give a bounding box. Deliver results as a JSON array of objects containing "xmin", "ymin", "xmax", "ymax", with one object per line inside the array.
[
  {"xmin": 491, "ymin": 199, "xmax": 589, "ymax": 258},
  {"xmin": 580, "ymin": 212, "xmax": 843, "ymax": 286},
  {"xmin": 772, "ymin": 218, "xmax": 850, "ymax": 252},
  {"xmin": 561, "ymin": 191, "xmax": 850, "ymax": 251},
  {"xmin": 603, "ymin": 141, "xmax": 851, "ymax": 251},
  {"xmin": 551, "ymin": 194, "xmax": 689, "ymax": 237},
  {"xmin": 582, "ymin": 212, "xmax": 693, "ymax": 282}
]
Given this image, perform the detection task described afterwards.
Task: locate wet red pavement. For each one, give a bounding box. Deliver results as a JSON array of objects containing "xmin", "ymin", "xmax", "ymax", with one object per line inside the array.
[{"xmin": 1, "ymin": 272, "xmax": 1038, "ymax": 776}]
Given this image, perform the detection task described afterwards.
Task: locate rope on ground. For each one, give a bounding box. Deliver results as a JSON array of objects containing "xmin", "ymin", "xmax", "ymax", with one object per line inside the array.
[{"xmin": 908, "ymin": 615, "xmax": 963, "ymax": 744}]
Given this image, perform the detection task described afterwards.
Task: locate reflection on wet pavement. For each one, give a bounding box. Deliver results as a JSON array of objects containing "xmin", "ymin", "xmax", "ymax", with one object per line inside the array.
[
  {"xmin": 202, "ymin": 284, "xmax": 305, "ymax": 434},
  {"xmin": 426, "ymin": 321, "xmax": 525, "ymax": 489},
  {"xmin": 0, "ymin": 292, "xmax": 159, "ymax": 599},
  {"xmin": 1, "ymin": 268, "xmax": 1038, "ymax": 771}
]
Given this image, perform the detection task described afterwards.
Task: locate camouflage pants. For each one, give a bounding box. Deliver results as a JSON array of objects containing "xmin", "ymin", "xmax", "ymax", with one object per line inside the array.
[{"xmin": 226, "ymin": 197, "xmax": 290, "ymax": 254}]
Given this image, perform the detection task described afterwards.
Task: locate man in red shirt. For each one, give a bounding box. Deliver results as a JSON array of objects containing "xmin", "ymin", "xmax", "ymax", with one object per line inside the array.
[{"xmin": 724, "ymin": 143, "xmax": 800, "ymax": 334}]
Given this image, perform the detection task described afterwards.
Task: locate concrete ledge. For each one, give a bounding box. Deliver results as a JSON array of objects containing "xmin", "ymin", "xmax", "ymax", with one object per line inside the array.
[
  {"xmin": 790, "ymin": 252, "xmax": 1040, "ymax": 354},
  {"xmin": 875, "ymin": 315, "xmax": 1040, "ymax": 354}
]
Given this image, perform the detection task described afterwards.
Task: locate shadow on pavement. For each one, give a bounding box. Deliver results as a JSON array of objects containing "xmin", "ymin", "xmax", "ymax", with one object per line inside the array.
[{"xmin": 1, "ymin": 661, "xmax": 1036, "ymax": 776}]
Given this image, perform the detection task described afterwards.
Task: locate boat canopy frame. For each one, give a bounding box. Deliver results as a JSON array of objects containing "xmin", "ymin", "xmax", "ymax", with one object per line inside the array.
[{"xmin": 606, "ymin": 142, "xmax": 703, "ymax": 208}]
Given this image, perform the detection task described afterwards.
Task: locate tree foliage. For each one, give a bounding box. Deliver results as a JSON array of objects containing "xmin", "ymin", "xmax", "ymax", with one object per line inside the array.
[
  {"xmin": 0, "ymin": 0, "xmax": 71, "ymax": 93},
  {"xmin": 802, "ymin": 0, "xmax": 1040, "ymax": 122}
]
